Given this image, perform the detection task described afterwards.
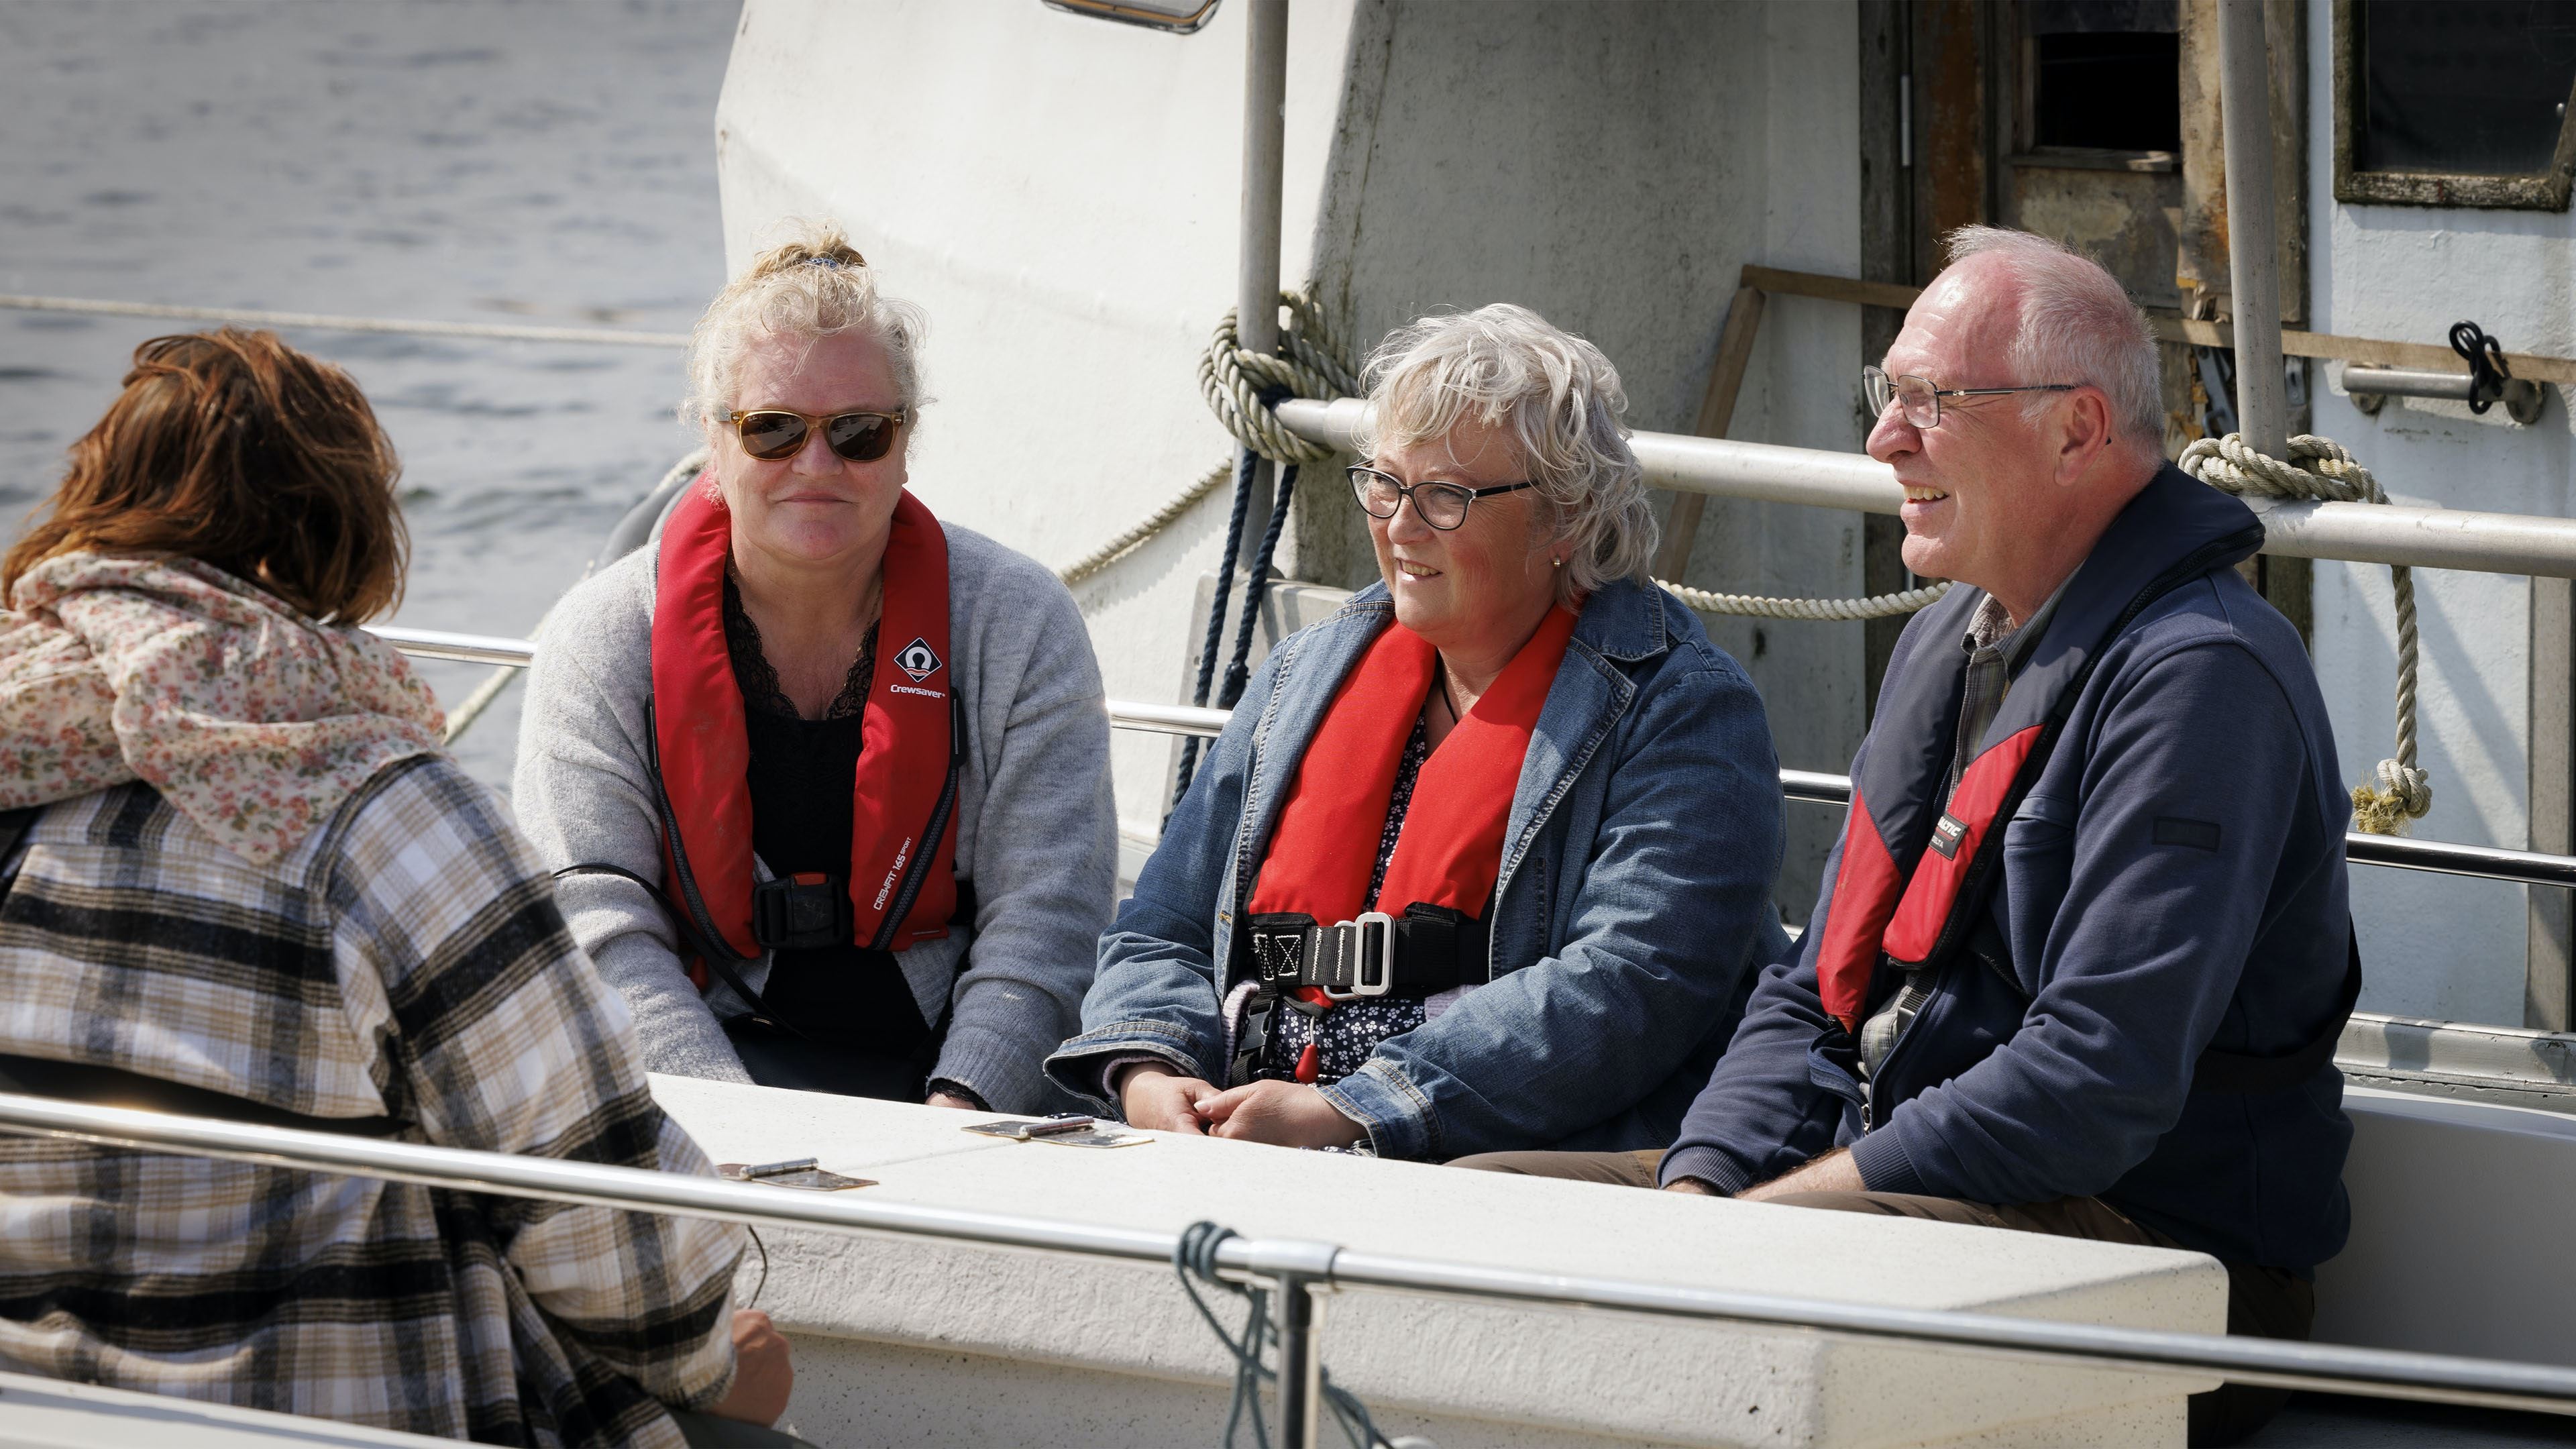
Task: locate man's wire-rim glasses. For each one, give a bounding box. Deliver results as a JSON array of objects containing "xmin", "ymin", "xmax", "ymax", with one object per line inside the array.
[
  {"xmin": 1348, "ymin": 464, "xmax": 1536, "ymax": 531},
  {"xmin": 1863, "ymin": 364, "xmax": 2076, "ymax": 430}
]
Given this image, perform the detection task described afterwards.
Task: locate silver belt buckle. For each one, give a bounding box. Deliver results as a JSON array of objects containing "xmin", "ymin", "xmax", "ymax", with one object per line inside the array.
[{"xmin": 1323, "ymin": 911, "xmax": 1395, "ymax": 1000}]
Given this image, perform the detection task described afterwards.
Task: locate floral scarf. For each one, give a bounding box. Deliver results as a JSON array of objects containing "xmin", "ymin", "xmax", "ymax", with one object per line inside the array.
[{"xmin": 0, "ymin": 554, "xmax": 444, "ymax": 866}]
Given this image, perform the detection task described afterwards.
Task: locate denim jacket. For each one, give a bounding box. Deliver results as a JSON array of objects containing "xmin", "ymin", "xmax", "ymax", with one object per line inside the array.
[{"xmin": 1045, "ymin": 579, "xmax": 1790, "ymax": 1161}]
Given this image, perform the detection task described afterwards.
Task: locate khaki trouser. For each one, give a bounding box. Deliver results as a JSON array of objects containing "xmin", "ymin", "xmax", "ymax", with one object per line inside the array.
[{"xmin": 1454, "ymin": 1150, "xmax": 2312, "ymax": 1448}]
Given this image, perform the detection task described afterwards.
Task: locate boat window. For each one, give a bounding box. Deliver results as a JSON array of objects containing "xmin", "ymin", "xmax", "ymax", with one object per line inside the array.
[
  {"xmin": 2032, "ymin": 31, "xmax": 2182, "ymax": 154},
  {"xmin": 2019, "ymin": 0, "xmax": 2182, "ymax": 163},
  {"xmin": 2334, "ymin": 0, "xmax": 2576, "ymax": 209},
  {"xmin": 2000, "ymin": 1, "xmax": 2184, "ymax": 312}
]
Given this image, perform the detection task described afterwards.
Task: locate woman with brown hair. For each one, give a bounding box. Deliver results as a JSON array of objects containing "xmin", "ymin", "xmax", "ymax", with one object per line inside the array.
[{"xmin": 0, "ymin": 329, "xmax": 788, "ymax": 1449}]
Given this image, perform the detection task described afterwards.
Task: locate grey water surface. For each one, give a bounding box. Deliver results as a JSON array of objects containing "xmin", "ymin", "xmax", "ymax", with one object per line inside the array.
[{"xmin": 0, "ymin": 0, "xmax": 741, "ymax": 790}]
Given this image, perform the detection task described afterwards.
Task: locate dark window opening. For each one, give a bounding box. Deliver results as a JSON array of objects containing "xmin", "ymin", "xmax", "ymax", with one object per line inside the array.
[
  {"xmin": 2355, "ymin": 1, "xmax": 2576, "ymax": 176},
  {"xmin": 2033, "ymin": 32, "xmax": 2183, "ymax": 152}
]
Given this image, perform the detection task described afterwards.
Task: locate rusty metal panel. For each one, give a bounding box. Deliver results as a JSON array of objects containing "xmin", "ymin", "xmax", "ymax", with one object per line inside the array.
[
  {"xmin": 2176, "ymin": 0, "xmax": 2308, "ymax": 321},
  {"xmin": 2007, "ymin": 162, "xmax": 2186, "ymax": 307},
  {"xmin": 1913, "ymin": 0, "xmax": 1992, "ymax": 278}
]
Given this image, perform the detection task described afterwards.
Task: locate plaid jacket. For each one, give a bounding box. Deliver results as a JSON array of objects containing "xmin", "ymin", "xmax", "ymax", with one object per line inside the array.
[{"xmin": 0, "ymin": 757, "xmax": 744, "ymax": 1449}]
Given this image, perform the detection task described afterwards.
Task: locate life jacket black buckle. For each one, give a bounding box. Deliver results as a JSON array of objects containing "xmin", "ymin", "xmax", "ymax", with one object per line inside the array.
[
  {"xmin": 752, "ymin": 871, "xmax": 852, "ymax": 952},
  {"xmin": 1246, "ymin": 913, "xmax": 1318, "ymax": 986}
]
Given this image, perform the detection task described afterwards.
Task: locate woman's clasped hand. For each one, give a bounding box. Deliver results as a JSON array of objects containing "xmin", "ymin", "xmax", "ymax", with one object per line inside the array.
[{"xmin": 1117, "ymin": 1061, "xmax": 1363, "ymax": 1148}]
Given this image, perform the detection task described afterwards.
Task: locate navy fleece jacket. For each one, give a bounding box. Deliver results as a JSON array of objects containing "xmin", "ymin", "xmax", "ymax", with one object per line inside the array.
[{"xmin": 1662, "ymin": 468, "xmax": 2355, "ymax": 1272}]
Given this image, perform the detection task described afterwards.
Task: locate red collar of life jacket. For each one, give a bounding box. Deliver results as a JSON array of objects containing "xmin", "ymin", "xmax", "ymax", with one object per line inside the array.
[
  {"xmin": 1810, "ymin": 480, "xmax": 2263, "ymax": 1032},
  {"xmin": 650, "ymin": 482, "xmax": 960, "ymax": 966},
  {"xmin": 1248, "ymin": 605, "xmax": 1576, "ymax": 933}
]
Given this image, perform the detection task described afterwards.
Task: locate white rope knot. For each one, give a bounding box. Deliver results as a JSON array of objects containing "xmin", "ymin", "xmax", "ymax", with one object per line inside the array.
[
  {"xmin": 1197, "ymin": 291, "xmax": 1362, "ymax": 467},
  {"xmin": 2180, "ymin": 431, "xmax": 2430, "ymax": 835}
]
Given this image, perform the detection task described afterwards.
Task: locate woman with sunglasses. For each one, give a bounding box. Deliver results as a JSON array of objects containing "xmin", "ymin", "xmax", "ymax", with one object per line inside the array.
[
  {"xmin": 514, "ymin": 226, "xmax": 1114, "ymax": 1114},
  {"xmin": 1048, "ymin": 305, "xmax": 1790, "ymax": 1161}
]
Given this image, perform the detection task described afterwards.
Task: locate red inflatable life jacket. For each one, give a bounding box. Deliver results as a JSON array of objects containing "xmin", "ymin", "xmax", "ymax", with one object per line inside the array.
[
  {"xmin": 649, "ymin": 481, "xmax": 961, "ymax": 973},
  {"xmin": 1246, "ymin": 605, "xmax": 1576, "ymax": 977}
]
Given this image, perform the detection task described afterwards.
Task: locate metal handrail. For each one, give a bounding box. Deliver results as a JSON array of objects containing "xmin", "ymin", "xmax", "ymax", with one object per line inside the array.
[
  {"xmin": 1, "ymin": 1088, "xmax": 2573, "ymax": 1418},
  {"xmin": 1271, "ymin": 397, "xmax": 2576, "ymax": 580},
  {"xmin": 1773, "ymin": 771, "xmax": 2576, "ymax": 889},
  {"xmin": 368, "ymin": 626, "xmax": 538, "ymax": 667},
  {"xmin": 365, "ymin": 628, "xmax": 2576, "ymax": 888}
]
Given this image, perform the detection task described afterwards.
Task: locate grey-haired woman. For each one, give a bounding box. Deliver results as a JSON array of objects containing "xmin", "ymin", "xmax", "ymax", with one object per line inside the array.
[
  {"xmin": 1048, "ymin": 303, "xmax": 1791, "ymax": 1160},
  {"xmin": 513, "ymin": 225, "xmax": 1114, "ymax": 1113}
]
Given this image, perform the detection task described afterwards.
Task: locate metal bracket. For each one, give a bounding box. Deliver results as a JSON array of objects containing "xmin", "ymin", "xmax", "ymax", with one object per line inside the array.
[
  {"xmin": 962, "ymin": 1116, "xmax": 1152, "ymax": 1148},
  {"xmin": 2344, "ymin": 365, "xmax": 2545, "ymax": 426},
  {"xmin": 1322, "ymin": 912, "xmax": 1395, "ymax": 1000},
  {"xmin": 716, "ymin": 1157, "xmax": 875, "ymax": 1191}
]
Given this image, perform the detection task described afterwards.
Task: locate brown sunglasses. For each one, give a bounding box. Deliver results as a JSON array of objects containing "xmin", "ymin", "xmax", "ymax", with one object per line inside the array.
[{"xmin": 727, "ymin": 408, "xmax": 908, "ymax": 462}]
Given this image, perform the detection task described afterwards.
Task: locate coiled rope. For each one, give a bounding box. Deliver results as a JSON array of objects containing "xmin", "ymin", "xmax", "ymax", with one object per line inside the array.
[
  {"xmin": 1059, "ymin": 458, "xmax": 1234, "ymax": 586},
  {"xmin": 2180, "ymin": 432, "xmax": 2431, "ymax": 835},
  {"xmin": 1171, "ymin": 1221, "xmax": 1426, "ymax": 1449},
  {"xmin": 1194, "ymin": 292, "xmax": 1951, "ymax": 622},
  {"xmin": 1054, "ymin": 296, "xmax": 1354, "ymax": 598},
  {"xmin": 1661, "ymin": 580, "xmax": 1952, "ymax": 621},
  {"xmin": 1199, "ymin": 295, "xmax": 1364, "ymax": 467}
]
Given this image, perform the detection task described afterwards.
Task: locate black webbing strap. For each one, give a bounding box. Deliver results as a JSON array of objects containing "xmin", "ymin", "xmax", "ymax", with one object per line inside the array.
[
  {"xmin": 1241, "ymin": 905, "xmax": 1493, "ymax": 1000},
  {"xmin": 2188, "ymin": 927, "xmax": 2363, "ymax": 1095},
  {"xmin": 1964, "ymin": 914, "xmax": 2363, "ymax": 1095}
]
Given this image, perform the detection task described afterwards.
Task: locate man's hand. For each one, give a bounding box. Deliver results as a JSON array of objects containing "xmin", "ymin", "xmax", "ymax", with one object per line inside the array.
[
  {"xmin": 1736, "ymin": 1147, "xmax": 1866, "ymax": 1203},
  {"xmin": 1195, "ymin": 1079, "xmax": 1364, "ymax": 1148},
  {"xmin": 708, "ymin": 1308, "xmax": 793, "ymax": 1426},
  {"xmin": 1118, "ymin": 1061, "xmax": 1216, "ymax": 1134},
  {"xmin": 924, "ymin": 1091, "xmax": 981, "ymax": 1111},
  {"xmin": 1664, "ymin": 1177, "xmax": 1719, "ymax": 1196}
]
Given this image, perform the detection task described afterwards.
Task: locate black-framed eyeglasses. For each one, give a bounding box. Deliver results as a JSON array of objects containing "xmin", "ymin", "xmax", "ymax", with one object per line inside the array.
[
  {"xmin": 1347, "ymin": 465, "xmax": 1536, "ymax": 531},
  {"xmin": 727, "ymin": 407, "xmax": 908, "ymax": 462},
  {"xmin": 1863, "ymin": 365, "xmax": 2076, "ymax": 430}
]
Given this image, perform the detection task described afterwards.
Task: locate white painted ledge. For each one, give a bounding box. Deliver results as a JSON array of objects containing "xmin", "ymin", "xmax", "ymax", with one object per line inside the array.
[
  {"xmin": 0, "ymin": 1371, "xmax": 455, "ymax": 1449},
  {"xmin": 2319, "ymin": 1087, "xmax": 2576, "ymax": 1366},
  {"xmin": 650, "ymin": 1076, "xmax": 2226, "ymax": 1449}
]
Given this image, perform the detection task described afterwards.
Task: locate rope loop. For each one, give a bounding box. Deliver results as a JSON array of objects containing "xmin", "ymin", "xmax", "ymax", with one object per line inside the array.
[
  {"xmin": 1199, "ymin": 291, "xmax": 1364, "ymax": 467},
  {"xmin": 2180, "ymin": 431, "xmax": 2431, "ymax": 834}
]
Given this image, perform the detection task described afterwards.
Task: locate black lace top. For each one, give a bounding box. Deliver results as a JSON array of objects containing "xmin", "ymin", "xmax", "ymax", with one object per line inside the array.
[
  {"xmin": 722, "ymin": 577, "xmax": 876, "ymax": 719},
  {"xmin": 721, "ymin": 576, "xmax": 930, "ymax": 1061}
]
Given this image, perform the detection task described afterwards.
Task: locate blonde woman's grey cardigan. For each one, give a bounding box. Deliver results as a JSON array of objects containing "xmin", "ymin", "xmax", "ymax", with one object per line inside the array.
[{"xmin": 510, "ymin": 520, "xmax": 1116, "ymax": 1114}]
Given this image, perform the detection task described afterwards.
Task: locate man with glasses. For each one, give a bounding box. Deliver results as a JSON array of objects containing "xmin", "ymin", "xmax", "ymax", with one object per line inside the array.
[{"xmin": 1476, "ymin": 228, "xmax": 2357, "ymax": 1448}]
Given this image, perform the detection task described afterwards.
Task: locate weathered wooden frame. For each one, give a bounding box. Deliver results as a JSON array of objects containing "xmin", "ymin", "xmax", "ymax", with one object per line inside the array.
[{"xmin": 2330, "ymin": 0, "xmax": 2576, "ymax": 212}]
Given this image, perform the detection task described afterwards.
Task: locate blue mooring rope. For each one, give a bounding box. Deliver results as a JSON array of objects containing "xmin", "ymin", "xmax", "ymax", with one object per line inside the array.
[
  {"xmin": 1170, "ymin": 448, "xmax": 1261, "ymax": 818},
  {"xmin": 1171, "ymin": 1219, "xmax": 1407, "ymax": 1449}
]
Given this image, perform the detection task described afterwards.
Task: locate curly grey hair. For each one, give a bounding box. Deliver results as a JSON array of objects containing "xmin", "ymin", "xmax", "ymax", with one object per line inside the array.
[
  {"xmin": 678, "ymin": 220, "xmax": 930, "ymax": 439},
  {"xmin": 1356, "ymin": 304, "xmax": 1656, "ymax": 602}
]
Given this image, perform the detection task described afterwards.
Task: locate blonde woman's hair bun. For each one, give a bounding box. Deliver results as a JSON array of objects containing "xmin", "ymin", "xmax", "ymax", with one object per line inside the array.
[
  {"xmin": 751, "ymin": 232, "xmax": 869, "ymax": 277},
  {"xmin": 680, "ymin": 219, "xmax": 928, "ymax": 433}
]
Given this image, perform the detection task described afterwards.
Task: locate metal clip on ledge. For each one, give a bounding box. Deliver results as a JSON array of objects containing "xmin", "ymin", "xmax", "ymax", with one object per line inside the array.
[{"xmin": 2343, "ymin": 321, "xmax": 2546, "ymax": 427}]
